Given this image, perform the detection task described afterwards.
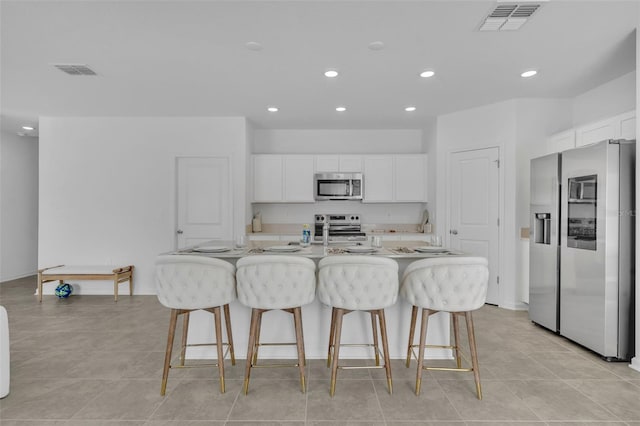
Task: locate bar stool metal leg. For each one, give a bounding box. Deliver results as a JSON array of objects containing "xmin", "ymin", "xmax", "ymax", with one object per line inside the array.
[
  {"xmin": 327, "ymin": 307, "xmax": 337, "ymax": 368},
  {"xmin": 244, "ymin": 308, "xmax": 260, "ymax": 395},
  {"xmin": 293, "ymin": 307, "xmax": 307, "ymax": 393},
  {"xmin": 161, "ymin": 309, "xmax": 179, "ymax": 396},
  {"xmin": 465, "ymin": 311, "xmax": 482, "ymax": 400},
  {"xmin": 211, "ymin": 307, "xmax": 225, "ymax": 393},
  {"xmin": 371, "ymin": 312, "xmax": 380, "ymax": 366},
  {"xmin": 180, "ymin": 312, "xmax": 190, "ymax": 366},
  {"xmin": 223, "ymin": 304, "xmax": 236, "ymax": 365},
  {"xmin": 406, "ymin": 305, "xmax": 418, "ymax": 367},
  {"xmin": 329, "ymin": 308, "xmax": 345, "ymax": 397},
  {"xmin": 377, "ymin": 309, "xmax": 393, "ymax": 394},
  {"xmin": 452, "ymin": 312, "xmax": 462, "ymax": 369},
  {"xmin": 415, "ymin": 308, "xmax": 430, "ymax": 396}
]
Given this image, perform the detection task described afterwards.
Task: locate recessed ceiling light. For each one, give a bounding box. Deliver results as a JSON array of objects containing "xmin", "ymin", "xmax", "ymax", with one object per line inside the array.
[
  {"xmin": 405, "ymin": 106, "xmax": 417, "ymax": 112},
  {"xmin": 267, "ymin": 107, "xmax": 278, "ymax": 112},
  {"xmin": 245, "ymin": 41, "xmax": 263, "ymax": 51},
  {"xmin": 368, "ymin": 41, "xmax": 385, "ymax": 51},
  {"xmin": 521, "ymin": 70, "xmax": 537, "ymax": 78},
  {"xmin": 324, "ymin": 70, "xmax": 339, "ymax": 78},
  {"xmin": 335, "ymin": 106, "xmax": 346, "ymax": 112},
  {"xmin": 420, "ymin": 70, "xmax": 435, "ymax": 78},
  {"xmin": 22, "ymin": 126, "xmax": 35, "ymax": 130}
]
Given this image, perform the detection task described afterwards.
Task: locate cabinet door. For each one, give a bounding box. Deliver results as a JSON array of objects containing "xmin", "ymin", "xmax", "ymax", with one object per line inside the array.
[
  {"xmin": 576, "ymin": 118, "xmax": 616, "ymax": 147},
  {"xmin": 315, "ymin": 156, "xmax": 340, "ymax": 172},
  {"xmin": 395, "ymin": 155, "xmax": 427, "ymax": 202},
  {"xmin": 617, "ymin": 110, "xmax": 636, "ymax": 140},
  {"xmin": 253, "ymin": 155, "xmax": 283, "ymax": 202},
  {"xmin": 339, "ymin": 155, "xmax": 363, "ymax": 172},
  {"xmin": 363, "ymin": 156, "xmax": 393, "ymax": 202},
  {"xmin": 283, "ymin": 156, "xmax": 315, "ymax": 202},
  {"xmin": 546, "ymin": 129, "xmax": 575, "ymax": 154}
]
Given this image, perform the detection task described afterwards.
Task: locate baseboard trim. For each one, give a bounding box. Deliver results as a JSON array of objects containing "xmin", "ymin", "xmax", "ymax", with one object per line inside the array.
[
  {"xmin": 0, "ymin": 271, "xmax": 37, "ymax": 283},
  {"xmin": 499, "ymin": 301, "xmax": 529, "ymax": 311},
  {"xmin": 630, "ymin": 357, "xmax": 640, "ymax": 373}
]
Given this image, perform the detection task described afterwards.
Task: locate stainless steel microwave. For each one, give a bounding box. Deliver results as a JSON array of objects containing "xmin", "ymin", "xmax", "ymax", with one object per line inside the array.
[{"xmin": 314, "ymin": 173, "xmax": 363, "ymax": 200}]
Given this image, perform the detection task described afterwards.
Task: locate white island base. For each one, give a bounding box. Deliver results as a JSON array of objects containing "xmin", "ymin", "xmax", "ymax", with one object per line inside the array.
[
  {"xmin": 182, "ymin": 254, "xmax": 455, "ymax": 361},
  {"xmin": 186, "ymin": 299, "xmax": 452, "ymax": 361}
]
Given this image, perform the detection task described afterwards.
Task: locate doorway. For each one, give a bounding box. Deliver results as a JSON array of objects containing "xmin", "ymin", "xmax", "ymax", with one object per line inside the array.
[
  {"xmin": 448, "ymin": 147, "xmax": 500, "ymax": 305},
  {"xmin": 176, "ymin": 157, "xmax": 232, "ymax": 249}
]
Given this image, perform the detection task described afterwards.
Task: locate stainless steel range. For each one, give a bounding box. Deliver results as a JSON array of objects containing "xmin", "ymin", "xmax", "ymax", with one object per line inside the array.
[{"xmin": 314, "ymin": 214, "xmax": 367, "ymax": 242}]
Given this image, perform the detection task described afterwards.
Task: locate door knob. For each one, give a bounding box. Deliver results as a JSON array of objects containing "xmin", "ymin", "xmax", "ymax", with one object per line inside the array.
[
  {"xmin": 450, "ymin": 229, "xmax": 458, "ymax": 235},
  {"xmin": 176, "ymin": 229, "xmax": 184, "ymax": 234}
]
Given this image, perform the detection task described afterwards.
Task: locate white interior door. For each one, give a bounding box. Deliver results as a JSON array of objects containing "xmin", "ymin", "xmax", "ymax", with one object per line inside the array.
[
  {"xmin": 176, "ymin": 157, "xmax": 232, "ymax": 249},
  {"xmin": 449, "ymin": 147, "xmax": 500, "ymax": 305}
]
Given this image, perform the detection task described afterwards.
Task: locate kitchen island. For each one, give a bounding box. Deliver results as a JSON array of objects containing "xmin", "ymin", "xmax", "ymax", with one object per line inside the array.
[{"xmin": 169, "ymin": 241, "xmax": 463, "ymax": 361}]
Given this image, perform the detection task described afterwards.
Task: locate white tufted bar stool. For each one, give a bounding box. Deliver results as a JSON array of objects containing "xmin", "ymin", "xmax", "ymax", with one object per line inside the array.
[
  {"xmin": 235, "ymin": 255, "xmax": 316, "ymax": 395},
  {"xmin": 155, "ymin": 255, "xmax": 237, "ymax": 395},
  {"xmin": 317, "ymin": 256, "xmax": 399, "ymax": 397},
  {"xmin": 401, "ymin": 257, "xmax": 488, "ymax": 399}
]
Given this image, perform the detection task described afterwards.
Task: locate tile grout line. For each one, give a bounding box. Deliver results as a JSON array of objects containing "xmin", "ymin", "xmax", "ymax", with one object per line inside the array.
[{"xmin": 560, "ymin": 377, "xmax": 628, "ymax": 423}]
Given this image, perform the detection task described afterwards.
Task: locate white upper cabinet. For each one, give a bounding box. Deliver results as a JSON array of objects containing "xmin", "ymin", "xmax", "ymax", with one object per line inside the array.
[
  {"xmin": 315, "ymin": 155, "xmax": 363, "ymax": 172},
  {"xmin": 253, "ymin": 155, "xmax": 283, "ymax": 202},
  {"xmin": 253, "ymin": 155, "xmax": 314, "ymax": 203},
  {"xmin": 617, "ymin": 110, "xmax": 636, "ymax": 140},
  {"xmin": 315, "ymin": 156, "xmax": 340, "ymax": 172},
  {"xmin": 283, "ymin": 156, "xmax": 315, "ymax": 202},
  {"xmin": 575, "ymin": 110, "xmax": 635, "ymax": 147},
  {"xmin": 253, "ymin": 153, "xmax": 427, "ymax": 203},
  {"xmin": 339, "ymin": 155, "xmax": 363, "ymax": 172},
  {"xmin": 575, "ymin": 117, "xmax": 616, "ymax": 147},
  {"xmin": 547, "ymin": 111, "xmax": 635, "ymax": 153},
  {"xmin": 363, "ymin": 156, "xmax": 394, "ymax": 202},
  {"xmin": 546, "ymin": 129, "xmax": 576, "ymax": 154},
  {"xmin": 395, "ymin": 155, "xmax": 427, "ymax": 202}
]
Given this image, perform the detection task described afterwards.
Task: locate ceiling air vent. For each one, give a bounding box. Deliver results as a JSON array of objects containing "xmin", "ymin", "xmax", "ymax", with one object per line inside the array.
[
  {"xmin": 479, "ymin": 3, "xmax": 542, "ymax": 32},
  {"xmin": 53, "ymin": 64, "xmax": 97, "ymax": 76}
]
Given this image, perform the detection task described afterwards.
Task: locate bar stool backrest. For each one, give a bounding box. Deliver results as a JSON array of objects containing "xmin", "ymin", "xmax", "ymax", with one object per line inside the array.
[
  {"xmin": 317, "ymin": 256, "xmax": 399, "ymax": 310},
  {"xmin": 155, "ymin": 255, "xmax": 236, "ymax": 310},
  {"xmin": 236, "ymin": 255, "xmax": 316, "ymax": 310},
  {"xmin": 401, "ymin": 257, "xmax": 488, "ymax": 312}
]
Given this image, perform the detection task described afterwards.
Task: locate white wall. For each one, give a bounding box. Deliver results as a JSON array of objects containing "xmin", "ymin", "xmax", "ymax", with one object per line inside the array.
[
  {"xmin": 436, "ymin": 98, "xmax": 571, "ymax": 309},
  {"xmin": 437, "ymin": 100, "xmax": 517, "ymax": 308},
  {"xmin": 0, "ymin": 131, "xmax": 38, "ymax": 281},
  {"xmin": 573, "ymin": 71, "xmax": 636, "ymax": 127},
  {"xmin": 38, "ymin": 117, "xmax": 248, "ymax": 295}
]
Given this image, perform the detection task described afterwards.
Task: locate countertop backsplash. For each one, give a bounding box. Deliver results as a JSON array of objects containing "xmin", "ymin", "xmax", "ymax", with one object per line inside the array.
[{"xmin": 246, "ymin": 222, "xmax": 426, "ymax": 235}]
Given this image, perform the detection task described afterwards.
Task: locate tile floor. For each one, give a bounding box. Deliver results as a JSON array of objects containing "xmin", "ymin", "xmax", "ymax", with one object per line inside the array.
[{"xmin": 1, "ymin": 275, "xmax": 639, "ymax": 425}]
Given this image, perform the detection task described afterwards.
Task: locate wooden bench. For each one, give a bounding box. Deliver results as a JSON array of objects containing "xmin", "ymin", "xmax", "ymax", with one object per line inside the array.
[{"xmin": 37, "ymin": 265, "xmax": 134, "ymax": 302}]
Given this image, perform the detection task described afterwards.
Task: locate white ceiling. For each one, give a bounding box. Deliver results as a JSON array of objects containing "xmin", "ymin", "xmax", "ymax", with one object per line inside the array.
[{"xmin": 1, "ymin": 0, "xmax": 638, "ymax": 135}]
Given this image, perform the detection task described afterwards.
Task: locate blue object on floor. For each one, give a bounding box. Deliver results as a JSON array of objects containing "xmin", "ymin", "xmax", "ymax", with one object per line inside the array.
[{"xmin": 54, "ymin": 283, "xmax": 73, "ymax": 298}]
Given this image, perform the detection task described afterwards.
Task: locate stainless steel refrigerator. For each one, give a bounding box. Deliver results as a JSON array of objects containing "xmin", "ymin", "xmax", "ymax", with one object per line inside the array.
[{"xmin": 530, "ymin": 139, "xmax": 635, "ymax": 360}]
